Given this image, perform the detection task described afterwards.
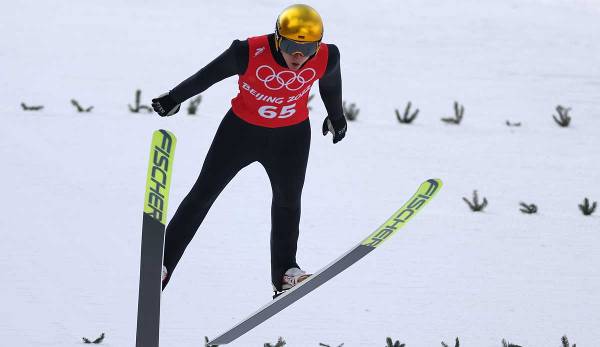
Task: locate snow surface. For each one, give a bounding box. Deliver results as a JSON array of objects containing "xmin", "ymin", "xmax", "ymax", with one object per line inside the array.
[{"xmin": 1, "ymin": 0, "xmax": 599, "ymax": 346}]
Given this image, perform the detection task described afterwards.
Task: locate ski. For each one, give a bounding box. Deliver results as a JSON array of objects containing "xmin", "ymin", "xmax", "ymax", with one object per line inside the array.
[
  {"xmin": 135, "ymin": 129, "xmax": 177, "ymax": 347},
  {"xmin": 207, "ymin": 178, "xmax": 442, "ymax": 346}
]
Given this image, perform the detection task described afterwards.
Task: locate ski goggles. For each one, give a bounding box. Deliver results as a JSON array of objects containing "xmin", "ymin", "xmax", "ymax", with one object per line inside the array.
[{"xmin": 279, "ymin": 37, "xmax": 320, "ymax": 57}]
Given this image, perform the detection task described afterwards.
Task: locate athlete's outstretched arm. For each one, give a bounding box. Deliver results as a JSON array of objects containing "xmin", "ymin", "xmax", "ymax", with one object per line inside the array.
[
  {"xmin": 152, "ymin": 40, "xmax": 249, "ymax": 117},
  {"xmin": 170, "ymin": 40, "xmax": 249, "ymax": 103},
  {"xmin": 319, "ymin": 44, "xmax": 347, "ymax": 144}
]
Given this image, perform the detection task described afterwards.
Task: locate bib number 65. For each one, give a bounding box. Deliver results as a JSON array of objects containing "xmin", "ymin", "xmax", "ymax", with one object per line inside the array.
[{"xmin": 258, "ymin": 104, "xmax": 296, "ymax": 119}]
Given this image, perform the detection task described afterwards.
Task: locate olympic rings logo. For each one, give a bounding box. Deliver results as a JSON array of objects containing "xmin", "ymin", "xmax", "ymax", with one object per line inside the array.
[{"xmin": 255, "ymin": 65, "xmax": 316, "ymax": 91}]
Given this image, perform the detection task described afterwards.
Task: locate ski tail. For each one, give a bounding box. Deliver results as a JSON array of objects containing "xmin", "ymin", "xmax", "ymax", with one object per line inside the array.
[{"xmin": 136, "ymin": 129, "xmax": 177, "ymax": 347}]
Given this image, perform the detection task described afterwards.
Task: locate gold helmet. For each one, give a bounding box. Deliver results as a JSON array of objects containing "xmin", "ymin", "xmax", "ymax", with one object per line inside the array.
[{"xmin": 275, "ymin": 4, "xmax": 323, "ymax": 55}]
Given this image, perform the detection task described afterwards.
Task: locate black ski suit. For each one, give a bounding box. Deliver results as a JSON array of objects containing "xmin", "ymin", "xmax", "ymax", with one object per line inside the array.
[{"xmin": 162, "ymin": 34, "xmax": 343, "ymax": 291}]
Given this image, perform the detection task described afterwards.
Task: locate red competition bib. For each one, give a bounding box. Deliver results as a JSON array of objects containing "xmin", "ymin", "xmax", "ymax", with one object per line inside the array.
[{"xmin": 231, "ymin": 35, "xmax": 329, "ymax": 128}]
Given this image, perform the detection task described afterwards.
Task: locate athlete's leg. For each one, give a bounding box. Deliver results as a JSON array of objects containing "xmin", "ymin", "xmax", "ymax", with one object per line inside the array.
[
  {"xmin": 162, "ymin": 111, "xmax": 255, "ymax": 288},
  {"xmin": 260, "ymin": 120, "xmax": 311, "ymax": 291}
]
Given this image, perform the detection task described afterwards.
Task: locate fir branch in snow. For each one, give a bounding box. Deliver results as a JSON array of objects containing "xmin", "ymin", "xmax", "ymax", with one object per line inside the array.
[
  {"xmin": 128, "ymin": 89, "xmax": 152, "ymax": 113},
  {"xmin": 343, "ymin": 101, "xmax": 359, "ymax": 121},
  {"xmin": 506, "ymin": 120, "xmax": 521, "ymax": 127},
  {"xmin": 553, "ymin": 105, "xmax": 572, "ymax": 127},
  {"xmin": 21, "ymin": 102, "xmax": 44, "ymax": 111},
  {"xmin": 463, "ymin": 190, "xmax": 488, "ymax": 212},
  {"xmin": 441, "ymin": 337, "xmax": 460, "ymax": 347},
  {"xmin": 264, "ymin": 336, "xmax": 286, "ymax": 347},
  {"xmin": 386, "ymin": 337, "xmax": 406, "ymax": 347},
  {"xmin": 204, "ymin": 336, "xmax": 218, "ymax": 347},
  {"xmin": 82, "ymin": 332, "xmax": 105, "ymax": 344},
  {"xmin": 92, "ymin": 333, "xmax": 105, "ymax": 344},
  {"xmin": 579, "ymin": 198, "xmax": 597, "ymax": 216},
  {"xmin": 519, "ymin": 202, "xmax": 538, "ymax": 214},
  {"xmin": 308, "ymin": 94, "xmax": 315, "ymax": 111},
  {"xmin": 441, "ymin": 101, "xmax": 464, "ymax": 124},
  {"xmin": 501, "ymin": 338, "xmax": 522, "ymax": 347},
  {"xmin": 395, "ymin": 101, "xmax": 419, "ymax": 124},
  {"xmin": 71, "ymin": 99, "xmax": 94, "ymax": 113},
  {"xmin": 187, "ymin": 95, "xmax": 202, "ymax": 115},
  {"xmin": 562, "ymin": 335, "xmax": 576, "ymax": 347},
  {"xmin": 319, "ymin": 342, "xmax": 344, "ymax": 347}
]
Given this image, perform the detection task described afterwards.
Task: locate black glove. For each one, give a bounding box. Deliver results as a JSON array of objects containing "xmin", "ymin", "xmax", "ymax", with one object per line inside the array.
[
  {"xmin": 152, "ymin": 92, "xmax": 181, "ymax": 117},
  {"xmin": 322, "ymin": 115, "xmax": 347, "ymax": 144}
]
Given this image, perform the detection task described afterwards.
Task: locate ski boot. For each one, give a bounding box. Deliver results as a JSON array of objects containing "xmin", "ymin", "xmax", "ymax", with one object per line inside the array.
[{"xmin": 272, "ymin": 267, "xmax": 311, "ymax": 299}]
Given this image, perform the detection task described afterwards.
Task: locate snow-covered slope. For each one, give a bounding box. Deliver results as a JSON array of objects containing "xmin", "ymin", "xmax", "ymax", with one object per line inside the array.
[{"xmin": 1, "ymin": 1, "xmax": 599, "ymax": 346}]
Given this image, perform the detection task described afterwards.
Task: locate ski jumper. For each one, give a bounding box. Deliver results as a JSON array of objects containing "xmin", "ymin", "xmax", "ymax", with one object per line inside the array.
[{"xmin": 163, "ymin": 34, "xmax": 339, "ymax": 291}]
